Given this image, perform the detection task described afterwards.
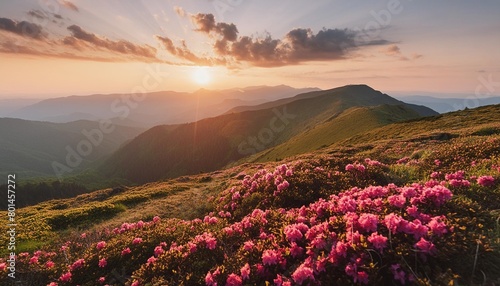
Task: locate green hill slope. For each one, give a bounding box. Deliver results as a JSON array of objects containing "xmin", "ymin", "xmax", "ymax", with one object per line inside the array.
[
  {"xmin": 0, "ymin": 118, "xmax": 144, "ymax": 178},
  {"xmin": 100, "ymin": 85, "xmax": 436, "ymax": 183},
  {"xmin": 249, "ymin": 104, "xmax": 422, "ymax": 162}
]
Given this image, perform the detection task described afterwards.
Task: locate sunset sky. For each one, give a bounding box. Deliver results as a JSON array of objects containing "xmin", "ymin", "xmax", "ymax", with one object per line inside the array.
[{"xmin": 1, "ymin": 0, "xmax": 499, "ymax": 98}]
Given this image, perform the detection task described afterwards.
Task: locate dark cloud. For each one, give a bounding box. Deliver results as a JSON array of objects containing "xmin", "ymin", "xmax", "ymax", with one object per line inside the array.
[
  {"xmin": 60, "ymin": 0, "xmax": 79, "ymax": 12},
  {"xmin": 0, "ymin": 17, "xmax": 44, "ymax": 39},
  {"xmin": 164, "ymin": 13, "xmax": 388, "ymax": 67},
  {"xmin": 64, "ymin": 25, "xmax": 158, "ymax": 61},
  {"xmin": 27, "ymin": 10, "xmax": 47, "ymax": 20},
  {"xmin": 191, "ymin": 13, "xmax": 238, "ymax": 42}
]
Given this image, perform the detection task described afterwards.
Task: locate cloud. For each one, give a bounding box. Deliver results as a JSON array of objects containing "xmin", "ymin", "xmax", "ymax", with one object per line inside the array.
[
  {"xmin": 160, "ymin": 13, "xmax": 387, "ymax": 67},
  {"xmin": 191, "ymin": 13, "xmax": 238, "ymax": 41},
  {"xmin": 0, "ymin": 19, "xmax": 161, "ymax": 62},
  {"xmin": 174, "ymin": 6, "xmax": 186, "ymax": 17},
  {"xmin": 382, "ymin": 44, "xmax": 402, "ymax": 56},
  {"xmin": 380, "ymin": 44, "xmax": 422, "ymax": 61},
  {"xmin": 27, "ymin": 10, "xmax": 47, "ymax": 20},
  {"xmin": 60, "ymin": 0, "xmax": 79, "ymax": 12},
  {"xmin": 64, "ymin": 25, "xmax": 158, "ymax": 61},
  {"xmin": 0, "ymin": 17, "xmax": 45, "ymax": 39},
  {"xmin": 156, "ymin": 35, "xmax": 224, "ymax": 66}
]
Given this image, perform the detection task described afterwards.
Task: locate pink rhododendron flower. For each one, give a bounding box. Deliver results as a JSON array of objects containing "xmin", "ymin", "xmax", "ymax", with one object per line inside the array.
[
  {"xmin": 45, "ymin": 261, "xmax": 55, "ymax": 268},
  {"xmin": 284, "ymin": 224, "xmax": 303, "ymax": 242},
  {"xmin": 98, "ymin": 258, "xmax": 107, "ymax": 268},
  {"xmin": 428, "ymin": 216, "xmax": 448, "ymax": 236},
  {"xmin": 153, "ymin": 216, "xmax": 161, "ymax": 223},
  {"xmin": 154, "ymin": 245, "xmax": 164, "ymax": 256},
  {"xmin": 121, "ymin": 247, "xmax": 131, "ymax": 256},
  {"xmin": 262, "ymin": 249, "xmax": 280, "ymax": 265},
  {"xmin": 29, "ymin": 256, "xmax": 39, "ymax": 264},
  {"xmin": 240, "ymin": 263, "xmax": 250, "ymax": 280},
  {"xmin": 59, "ymin": 271, "xmax": 72, "ymax": 282},
  {"xmin": 477, "ymin": 175, "xmax": 495, "ymax": 187},
  {"xmin": 98, "ymin": 276, "xmax": 106, "ymax": 284},
  {"xmin": 415, "ymin": 237, "xmax": 436, "ymax": 254},
  {"xmin": 367, "ymin": 232, "xmax": 388, "ymax": 252},
  {"xmin": 70, "ymin": 258, "xmax": 84, "ymax": 271},
  {"xmin": 358, "ymin": 213, "xmax": 378, "ymax": 232},
  {"xmin": 291, "ymin": 264, "xmax": 314, "ymax": 284},
  {"xmin": 226, "ymin": 274, "xmax": 243, "ymax": 286},
  {"xmin": 147, "ymin": 256, "xmax": 157, "ymax": 265},
  {"xmin": 133, "ymin": 237, "xmax": 143, "ymax": 244},
  {"xmin": 243, "ymin": 240, "xmax": 254, "ymax": 251},
  {"xmin": 96, "ymin": 241, "xmax": 106, "ymax": 250}
]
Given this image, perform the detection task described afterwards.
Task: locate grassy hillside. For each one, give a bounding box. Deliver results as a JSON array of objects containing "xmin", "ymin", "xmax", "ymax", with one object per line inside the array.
[
  {"xmin": 0, "ymin": 118, "xmax": 144, "ymax": 179},
  {"xmin": 101, "ymin": 85, "xmax": 436, "ymax": 184},
  {"xmin": 1, "ymin": 104, "xmax": 498, "ymax": 284},
  {"xmin": 248, "ymin": 104, "xmax": 422, "ymax": 163}
]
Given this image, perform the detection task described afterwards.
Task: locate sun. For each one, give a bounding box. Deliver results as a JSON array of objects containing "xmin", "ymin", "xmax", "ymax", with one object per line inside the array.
[{"xmin": 192, "ymin": 66, "xmax": 211, "ymax": 85}]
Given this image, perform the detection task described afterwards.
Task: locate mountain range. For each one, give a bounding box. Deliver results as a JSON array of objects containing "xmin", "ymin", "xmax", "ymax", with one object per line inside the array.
[
  {"xmin": 100, "ymin": 85, "xmax": 437, "ymax": 184},
  {"xmin": 7, "ymin": 85, "xmax": 319, "ymax": 127},
  {"xmin": 1, "ymin": 84, "xmax": 437, "ymax": 188}
]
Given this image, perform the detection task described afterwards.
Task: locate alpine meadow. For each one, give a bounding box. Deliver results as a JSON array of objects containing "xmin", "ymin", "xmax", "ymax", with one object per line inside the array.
[{"xmin": 0, "ymin": 1, "xmax": 499, "ymax": 285}]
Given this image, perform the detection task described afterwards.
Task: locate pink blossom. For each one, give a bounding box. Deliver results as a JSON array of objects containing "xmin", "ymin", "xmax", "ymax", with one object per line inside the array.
[
  {"xmin": 262, "ymin": 249, "xmax": 280, "ymax": 265},
  {"xmin": 358, "ymin": 213, "xmax": 378, "ymax": 232},
  {"xmin": 70, "ymin": 258, "xmax": 84, "ymax": 271},
  {"xmin": 153, "ymin": 216, "xmax": 161, "ymax": 223},
  {"xmin": 345, "ymin": 164, "xmax": 355, "ymax": 171},
  {"xmin": 415, "ymin": 237, "xmax": 437, "ymax": 254},
  {"xmin": 226, "ymin": 274, "xmax": 242, "ymax": 286},
  {"xmin": 131, "ymin": 281, "xmax": 140, "ymax": 286},
  {"xmin": 205, "ymin": 235, "xmax": 217, "ymax": 250},
  {"xmin": 284, "ymin": 224, "xmax": 303, "ymax": 242},
  {"xmin": 45, "ymin": 261, "xmax": 55, "ymax": 268},
  {"xmin": 80, "ymin": 232, "xmax": 86, "ymax": 238},
  {"xmin": 0, "ymin": 262, "xmax": 6, "ymax": 271},
  {"xmin": 154, "ymin": 245, "xmax": 165, "ymax": 256},
  {"xmin": 98, "ymin": 276, "xmax": 106, "ymax": 284},
  {"xmin": 388, "ymin": 195, "xmax": 406, "ymax": 208},
  {"xmin": 430, "ymin": 171, "xmax": 441, "ymax": 179},
  {"xmin": 98, "ymin": 258, "xmax": 107, "ymax": 268},
  {"xmin": 188, "ymin": 242, "xmax": 197, "ymax": 253},
  {"xmin": 121, "ymin": 247, "xmax": 131, "ymax": 256},
  {"xmin": 243, "ymin": 241, "xmax": 254, "ymax": 251},
  {"xmin": 405, "ymin": 219, "xmax": 429, "ymax": 239},
  {"xmin": 29, "ymin": 256, "xmax": 39, "ymax": 264},
  {"xmin": 427, "ymin": 216, "xmax": 448, "ymax": 236},
  {"xmin": 291, "ymin": 264, "xmax": 314, "ymax": 284},
  {"xmin": 240, "ymin": 263, "xmax": 250, "ymax": 280},
  {"xmin": 147, "ymin": 256, "xmax": 157, "ymax": 265},
  {"xmin": 477, "ymin": 175, "xmax": 495, "ymax": 187},
  {"xmin": 133, "ymin": 237, "xmax": 143, "ymax": 244},
  {"xmin": 368, "ymin": 232, "xmax": 388, "ymax": 252},
  {"xmin": 137, "ymin": 220, "xmax": 144, "ymax": 228},
  {"xmin": 384, "ymin": 213, "xmax": 403, "ymax": 234},
  {"xmin": 59, "ymin": 271, "xmax": 72, "ymax": 282},
  {"xmin": 290, "ymin": 242, "xmax": 304, "ymax": 258},
  {"xmin": 96, "ymin": 241, "xmax": 106, "ymax": 250}
]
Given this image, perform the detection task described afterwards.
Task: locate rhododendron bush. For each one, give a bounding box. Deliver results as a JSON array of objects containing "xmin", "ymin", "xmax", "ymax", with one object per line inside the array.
[{"xmin": 1, "ymin": 155, "xmax": 498, "ymax": 285}]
